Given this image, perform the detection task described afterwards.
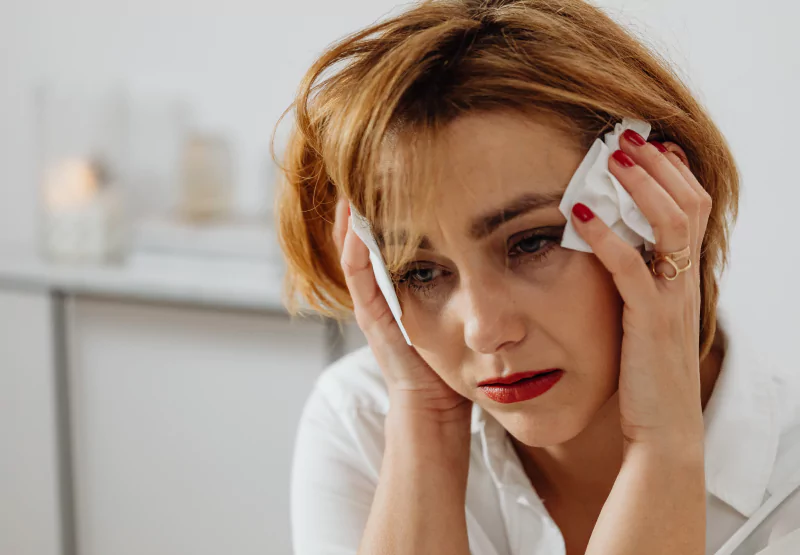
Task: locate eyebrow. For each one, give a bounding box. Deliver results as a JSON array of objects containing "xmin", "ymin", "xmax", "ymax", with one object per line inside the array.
[
  {"xmin": 377, "ymin": 190, "xmax": 564, "ymax": 250},
  {"xmin": 468, "ymin": 191, "xmax": 564, "ymax": 240}
]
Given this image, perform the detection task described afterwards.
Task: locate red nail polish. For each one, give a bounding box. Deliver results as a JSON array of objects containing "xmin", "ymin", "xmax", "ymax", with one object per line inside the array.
[
  {"xmin": 611, "ymin": 149, "xmax": 636, "ymax": 168},
  {"xmin": 651, "ymin": 141, "xmax": 668, "ymax": 153},
  {"xmin": 622, "ymin": 129, "xmax": 646, "ymax": 146},
  {"xmin": 348, "ymin": 205, "xmax": 351, "ymax": 216},
  {"xmin": 572, "ymin": 202, "xmax": 594, "ymax": 222}
]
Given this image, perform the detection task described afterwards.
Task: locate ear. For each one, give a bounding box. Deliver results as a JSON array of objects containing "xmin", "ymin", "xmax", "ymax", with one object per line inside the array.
[{"xmin": 659, "ymin": 141, "xmax": 689, "ymax": 167}]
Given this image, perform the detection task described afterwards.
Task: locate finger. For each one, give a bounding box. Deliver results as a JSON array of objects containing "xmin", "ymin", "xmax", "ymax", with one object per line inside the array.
[
  {"xmin": 661, "ymin": 151, "xmax": 703, "ymax": 271},
  {"xmin": 331, "ymin": 197, "xmax": 349, "ymax": 258},
  {"xmin": 619, "ymin": 132, "xmax": 704, "ymax": 273},
  {"xmin": 656, "ymin": 143, "xmax": 702, "ymax": 193},
  {"xmin": 651, "ymin": 148, "xmax": 704, "ymax": 329},
  {"xmin": 619, "ymin": 131, "xmax": 701, "ymax": 234},
  {"xmin": 660, "ymin": 143, "xmax": 713, "ymax": 265},
  {"xmin": 609, "ymin": 149, "xmax": 691, "ymax": 256},
  {"xmin": 340, "ymin": 219, "xmax": 407, "ymax": 345},
  {"xmin": 570, "ymin": 202, "xmax": 657, "ymax": 306}
]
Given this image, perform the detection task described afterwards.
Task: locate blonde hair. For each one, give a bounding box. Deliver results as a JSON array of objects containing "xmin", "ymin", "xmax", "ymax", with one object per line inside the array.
[{"xmin": 274, "ymin": 0, "xmax": 739, "ymax": 360}]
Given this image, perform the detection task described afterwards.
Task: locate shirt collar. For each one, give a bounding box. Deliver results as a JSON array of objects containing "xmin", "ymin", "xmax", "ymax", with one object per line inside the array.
[
  {"xmin": 469, "ymin": 308, "xmax": 782, "ymax": 517},
  {"xmin": 703, "ymin": 307, "xmax": 781, "ymax": 517},
  {"xmin": 471, "ymin": 399, "xmax": 486, "ymax": 434}
]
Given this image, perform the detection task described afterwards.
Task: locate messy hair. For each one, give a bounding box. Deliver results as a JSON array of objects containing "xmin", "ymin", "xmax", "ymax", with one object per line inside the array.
[{"xmin": 274, "ymin": 0, "xmax": 738, "ymax": 360}]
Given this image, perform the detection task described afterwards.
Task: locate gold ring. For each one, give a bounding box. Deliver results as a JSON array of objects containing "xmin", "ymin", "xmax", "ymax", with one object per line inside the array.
[{"xmin": 648, "ymin": 246, "xmax": 692, "ymax": 281}]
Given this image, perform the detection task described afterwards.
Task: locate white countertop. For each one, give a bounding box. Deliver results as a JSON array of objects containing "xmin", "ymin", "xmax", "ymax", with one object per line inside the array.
[{"xmin": 0, "ymin": 245, "xmax": 290, "ymax": 313}]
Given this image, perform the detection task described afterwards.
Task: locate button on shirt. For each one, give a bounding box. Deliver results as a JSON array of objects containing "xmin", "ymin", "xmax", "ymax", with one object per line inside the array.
[{"xmin": 290, "ymin": 313, "xmax": 800, "ymax": 555}]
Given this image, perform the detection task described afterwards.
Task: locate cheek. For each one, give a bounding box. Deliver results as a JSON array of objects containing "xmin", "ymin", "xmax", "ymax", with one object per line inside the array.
[
  {"xmin": 518, "ymin": 249, "xmax": 623, "ymax": 353},
  {"xmin": 402, "ymin": 303, "xmax": 469, "ymax": 393},
  {"xmin": 563, "ymin": 255, "xmax": 621, "ymax": 329},
  {"xmin": 555, "ymin": 254, "xmax": 623, "ymax": 385}
]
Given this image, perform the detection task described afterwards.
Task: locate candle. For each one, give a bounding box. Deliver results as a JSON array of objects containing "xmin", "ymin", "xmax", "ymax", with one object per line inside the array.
[
  {"xmin": 44, "ymin": 159, "xmax": 99, "ymax": 208},
  {"xmin": 42, "ymin": 159, "xmax": 124, "ymax": 263}
]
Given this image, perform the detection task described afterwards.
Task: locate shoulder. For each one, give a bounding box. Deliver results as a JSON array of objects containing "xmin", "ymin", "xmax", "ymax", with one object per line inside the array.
[
  {"xmin": 769, "ymin": 366, "xmax": 800, "ymax": 493},
  {"xmin": 291, "ymin": 346, "xmax": 389, "ymax": 553},
  {"xmin": 293, "ymin": 345, "xmax": 390, "ymax": 475},
  {"xmin": 311, "ymin": 345, "xmax": 390, "ymax": 415},
  {"xmin": 292, "ymin": 345, "xmax": 389, "ymax": 486},
  {"xmin": 766, "ymin": 386, "xmax": 800, "ymax": 548}
]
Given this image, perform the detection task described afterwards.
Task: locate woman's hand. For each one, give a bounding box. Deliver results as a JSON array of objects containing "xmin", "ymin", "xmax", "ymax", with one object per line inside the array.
[
  {"xmin": 332, "ymin": 199, "xmax": 472, "ymax": 555},
  {"xmin": 571, "ymin": 133, "xmax": 711, "ymax": 555},
  {"xmin": 332, "ymin": 198, "xmax": 471, "ymax": 422},
  {"xmin": 571, "ymin": 133, "xmax": 712, "ymax": 451}
]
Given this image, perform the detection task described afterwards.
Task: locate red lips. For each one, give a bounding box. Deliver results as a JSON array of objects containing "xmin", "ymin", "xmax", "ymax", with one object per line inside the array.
[
  {"xmin": 478, "ymin": 369, "xmax": 564, "ymax": 404},
  {"xmin": 478, "ymin": 369, "xmax": 559, "ymax": 386}
]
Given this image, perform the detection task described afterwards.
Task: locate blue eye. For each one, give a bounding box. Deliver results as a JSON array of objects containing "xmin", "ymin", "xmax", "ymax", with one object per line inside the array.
[
  {"xmin": 507, "ymin": 226, "xmax": 565, "ymax": 263},
  {"xmin": 411, "ymin": 268, "xmax": 436, "ymax": 283},
  {"xmin": 509, "ymin": 234, "xmax": 556, "ymax": 257},
  {"xmin": 516, "ymin": 235, "xmax": 548, "ymax": 254},
  {"xmin": 396, "ymin": 265, "xmax": 446, "ymax": 294},
  {"xmin": 406, "ymin": 267, "xmax": 438, "ymax": 283}
]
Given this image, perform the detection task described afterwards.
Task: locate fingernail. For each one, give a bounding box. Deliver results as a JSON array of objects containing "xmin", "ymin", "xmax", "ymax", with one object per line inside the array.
[
  {"xmin": 650, "ymin": 141, "xmax": 668, "ymax": 153},
  {"xmin": 572, "ymin": 202, "xmax": 594, "ymax": 222},
  {"xmin": 348, "ymin": 205, "xmax": 351, "ymax": 216},
  {"xmin": 611, "ymin": 149, "xmax": 636, "ymax": 168},
  {"xmin": 622, "ymin": 129, "xmax": 646, "ymax": 146}
]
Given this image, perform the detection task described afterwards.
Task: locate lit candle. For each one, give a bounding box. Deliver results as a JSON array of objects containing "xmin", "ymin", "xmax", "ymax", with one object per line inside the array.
[
  {"xmin": 44, "ymin": 159, "xmax": 99, "ymax": 208},
  {"xmin": 42, "ymin": 158, "xmax": 123, "ymax": 263}
]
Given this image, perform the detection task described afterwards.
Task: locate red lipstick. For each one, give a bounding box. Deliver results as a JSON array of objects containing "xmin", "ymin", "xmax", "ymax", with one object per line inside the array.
[{"xmin": 478, "ymin": 369, "xmax": 563, "ymax": 404}]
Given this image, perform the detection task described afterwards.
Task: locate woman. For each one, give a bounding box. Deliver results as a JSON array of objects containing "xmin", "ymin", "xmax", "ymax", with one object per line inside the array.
[{"xmin": 276, "ymin": 1, "xmax": 800, "ymax": 554}]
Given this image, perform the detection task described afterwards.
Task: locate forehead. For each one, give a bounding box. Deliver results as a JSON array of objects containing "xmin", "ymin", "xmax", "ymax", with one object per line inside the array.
[
  {"xmin": 374, "ymin": 111, "xmax": 586, "ymax": 253},
  {"xmin": 438, "ymin": 111, "xmax": 581, "ymax": 189},
  {"xmin": 423, "ymin": 111, "xmax": 584, "ymax": 224}
]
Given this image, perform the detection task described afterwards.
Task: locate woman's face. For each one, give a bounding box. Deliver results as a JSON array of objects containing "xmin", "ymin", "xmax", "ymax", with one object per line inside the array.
[{"xmin": 398, "ymin": 111, "xmax": 623, "ymax": 447}]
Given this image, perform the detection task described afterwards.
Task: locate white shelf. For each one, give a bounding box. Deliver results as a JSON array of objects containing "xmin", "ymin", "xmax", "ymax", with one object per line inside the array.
[{"xmin": 0, "ymin": 245, "xmax": 290, "ymax": 313}]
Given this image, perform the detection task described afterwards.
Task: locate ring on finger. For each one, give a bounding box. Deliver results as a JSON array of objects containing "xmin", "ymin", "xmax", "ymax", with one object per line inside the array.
[{"xmin": 648, "ymin": 246, "xmax": 692, "ymax": 281}]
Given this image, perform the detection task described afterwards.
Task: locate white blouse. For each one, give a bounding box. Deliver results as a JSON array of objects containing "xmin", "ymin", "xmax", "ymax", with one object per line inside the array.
[{"xmin": 290, "ymin": 312, "xmax": 800, "ymax": 555}]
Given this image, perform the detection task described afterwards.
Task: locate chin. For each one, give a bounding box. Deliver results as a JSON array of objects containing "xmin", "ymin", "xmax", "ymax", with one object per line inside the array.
[{"xmin": 486, "ymin": 400, "xmax": 603, "ymax": 448}]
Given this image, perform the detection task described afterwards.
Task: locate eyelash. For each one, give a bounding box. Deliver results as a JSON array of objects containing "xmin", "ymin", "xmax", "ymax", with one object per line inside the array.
[{"xmin": 395, "ymin": 228, "xmax": 563, "ymax": 296}]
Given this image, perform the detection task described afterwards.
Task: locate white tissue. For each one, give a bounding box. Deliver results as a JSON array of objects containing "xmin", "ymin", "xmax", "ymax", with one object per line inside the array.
[
  {"xmin": 559, "ymin": 118, "xmax": 656, "ymax": 253},
  {"xmin": 349, "ymin": 203, "xmax": 412, "ymax": 345}
]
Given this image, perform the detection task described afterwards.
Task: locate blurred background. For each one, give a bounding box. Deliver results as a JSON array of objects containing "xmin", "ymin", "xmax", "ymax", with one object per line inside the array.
[{"xmin": 0, "ymin": 1, "xmax": 797, "ymax": 554}]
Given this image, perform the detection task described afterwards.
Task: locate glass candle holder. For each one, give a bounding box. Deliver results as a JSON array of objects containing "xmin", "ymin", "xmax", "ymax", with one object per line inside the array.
[{"xmin": 35, "ymin": 84, "xmax": 128, "ymax": 263}]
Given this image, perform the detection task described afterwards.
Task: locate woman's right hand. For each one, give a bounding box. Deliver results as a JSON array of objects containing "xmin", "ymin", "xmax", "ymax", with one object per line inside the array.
[{"xmin": 333, "ymin": 198, "xmax": 471, "ymax": 421}]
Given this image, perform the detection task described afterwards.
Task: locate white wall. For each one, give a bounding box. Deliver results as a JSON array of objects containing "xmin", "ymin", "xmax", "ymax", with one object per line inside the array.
[{"xmin": 0, "ymin": 0, "xmax": 406, "ymax": 243}]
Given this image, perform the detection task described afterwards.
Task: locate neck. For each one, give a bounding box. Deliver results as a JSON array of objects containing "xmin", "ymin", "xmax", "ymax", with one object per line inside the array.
[{"xmin": 511, "ymin": 333, "xmax": 726, "ymax": 505}]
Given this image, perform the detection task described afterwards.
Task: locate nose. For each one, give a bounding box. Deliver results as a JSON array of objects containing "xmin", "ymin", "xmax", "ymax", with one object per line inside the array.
[{"xmin": 459, "ymin": 274, "xmax": 527, "ymax": 355}]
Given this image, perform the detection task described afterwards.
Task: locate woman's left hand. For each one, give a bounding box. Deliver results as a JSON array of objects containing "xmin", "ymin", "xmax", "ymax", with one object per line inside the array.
[{"xmin": 570, "ymin": 131, "xmax": 713, "ymax": 452}]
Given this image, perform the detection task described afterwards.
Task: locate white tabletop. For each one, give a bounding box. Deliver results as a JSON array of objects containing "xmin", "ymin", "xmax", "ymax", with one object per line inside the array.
[{"xmin": 0, "ymin": 244, "xmax": 290, "ymax": 313}]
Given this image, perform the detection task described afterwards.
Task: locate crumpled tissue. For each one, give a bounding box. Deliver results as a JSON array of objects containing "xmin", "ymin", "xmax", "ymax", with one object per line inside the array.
[{"xmin": 559, "ymin": 117, "xmax": 656, "ymax": 253}]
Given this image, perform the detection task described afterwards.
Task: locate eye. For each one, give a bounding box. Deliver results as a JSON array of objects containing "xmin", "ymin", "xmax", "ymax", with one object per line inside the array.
[
  {"xmin": 508, "ymin": 227, "xmax": 563, "ymax": 258},
  {"xmin": 514, "ymin": 235, "xmax": 549, "ymax": 254},
  {"xmin": 405, "ymin": 266, "xmax": 440, "ymax": 283},
  {"xmin": 395, "ymin": 264, "xmax": 449, "ymax": 295}
]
